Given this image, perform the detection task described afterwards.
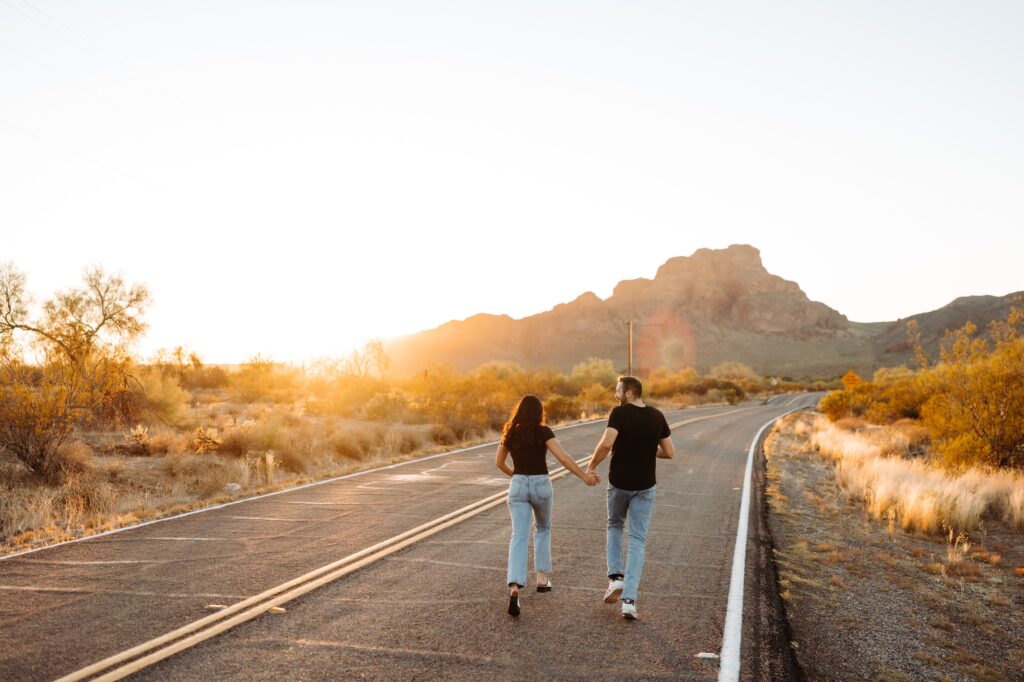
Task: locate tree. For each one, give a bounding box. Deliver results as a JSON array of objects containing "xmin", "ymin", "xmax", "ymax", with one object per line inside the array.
[
  {"xmin": 921, "ymin": 309, "xmax": 1024, "ymax": 469},
  {"xmin": 0, "ymin": 264, "xmax": 149, "ymax": 481}
]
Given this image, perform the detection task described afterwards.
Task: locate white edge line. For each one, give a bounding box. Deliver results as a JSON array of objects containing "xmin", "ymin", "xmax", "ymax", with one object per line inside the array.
[
  {"xmin": 0, "ymin": 402, "xmax": 741, "ymax": 563},
  {"xmin": 718, "ymin": 404, "xmax": 804, "ymax": 682}
]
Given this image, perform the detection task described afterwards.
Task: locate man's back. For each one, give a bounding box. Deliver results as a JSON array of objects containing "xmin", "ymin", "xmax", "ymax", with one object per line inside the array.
[{"xmin": 607, "ymin": 404, "xmax": 671, "ymax": 491}]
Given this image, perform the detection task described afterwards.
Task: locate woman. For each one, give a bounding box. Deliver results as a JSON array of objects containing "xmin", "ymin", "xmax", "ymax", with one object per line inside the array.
[{"xmin": 495, "ymin": 394, "xmax": 598, "ymax": 617}]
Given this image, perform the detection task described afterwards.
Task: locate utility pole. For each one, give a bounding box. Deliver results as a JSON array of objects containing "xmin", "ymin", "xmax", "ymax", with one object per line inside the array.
[{"xmin": 627, "ymin": 320, "xmax": 633, "ymax": 376}]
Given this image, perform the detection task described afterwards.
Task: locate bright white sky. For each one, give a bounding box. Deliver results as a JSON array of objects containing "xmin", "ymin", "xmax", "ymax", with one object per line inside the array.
[{"xmin": 3, "ymin": 1, "xmax": 1022, "ymax": 364}]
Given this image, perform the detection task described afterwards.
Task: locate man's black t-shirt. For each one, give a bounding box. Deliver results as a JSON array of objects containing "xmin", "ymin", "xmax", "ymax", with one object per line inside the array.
[
  {"xmin": 607, "ymin": 404, "xmax": 671, "ymax": 491},
  {"xmin": 503, "ymin": 425, "xmax": 556, "ymax": 475}
]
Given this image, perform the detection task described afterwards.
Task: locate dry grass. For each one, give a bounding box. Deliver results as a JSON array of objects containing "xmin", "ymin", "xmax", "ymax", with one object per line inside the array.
[
  {"xmin": 2, "ymin": 405, "xmax": 486, "ymax": 553},
  {"xmin": 766, "ymin": 412, "xmax": 1024, "ymax": 682},
  {"xmin": 829, "ymin": 574, "xmax": 849, "ymax": 590},
  {"xmin": 811, "ymin": 416, "xmax": 1024, "ymax": 534}
]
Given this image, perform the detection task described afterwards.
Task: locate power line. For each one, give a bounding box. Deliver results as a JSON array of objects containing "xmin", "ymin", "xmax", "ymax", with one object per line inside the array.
[
  {"xmin": 0, "ymin": 38, "xmax": 75, "ymax": 83},
  {"xmin": 0, "ymin": 118, "xmax": 158, "ymax": 190},
  {"xmin": 0, "ymin": 0, "xmax": 187, "ymax": 106}
]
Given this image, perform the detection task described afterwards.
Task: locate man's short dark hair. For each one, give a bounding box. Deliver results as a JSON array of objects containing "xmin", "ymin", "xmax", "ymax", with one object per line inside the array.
[{"xmin": 618, "ymin": 376, "xmax": 643, "ymax": 398}]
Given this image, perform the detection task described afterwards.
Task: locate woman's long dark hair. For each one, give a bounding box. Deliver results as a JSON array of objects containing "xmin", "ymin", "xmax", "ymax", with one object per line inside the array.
[{"xmin": 501, "ymin": 394, "xmax": 546, "ymax": 451}]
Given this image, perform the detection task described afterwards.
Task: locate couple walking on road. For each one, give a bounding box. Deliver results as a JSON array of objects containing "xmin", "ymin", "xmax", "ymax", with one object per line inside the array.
[{"xmin": 494, "ymin": 376, "xmax": 675, "ymax": 620}]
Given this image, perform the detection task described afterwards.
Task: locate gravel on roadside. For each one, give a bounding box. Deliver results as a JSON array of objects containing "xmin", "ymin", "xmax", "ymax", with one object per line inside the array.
[{"xmin": 764, "ymin": 411, "xmax": 1024, "ymax": 682}]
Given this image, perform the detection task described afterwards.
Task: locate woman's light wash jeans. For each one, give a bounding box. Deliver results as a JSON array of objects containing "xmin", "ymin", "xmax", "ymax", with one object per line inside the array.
[
  {"xmin": 607, "ymin": 484, "xmax": 656, "ymax": 602},
  {"xmin": 506, "ymin": 474, "xmax": 553, "ymax": 587}
]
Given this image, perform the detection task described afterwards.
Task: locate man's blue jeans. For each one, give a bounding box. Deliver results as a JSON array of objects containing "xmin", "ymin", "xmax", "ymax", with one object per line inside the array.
[
  {"xmin": 506, "ymin": 474, "xmax": 553, "ymax": 587},
  {"xmin": 607, "ymin": 484, "xmax": 656, "ymax": 602}
]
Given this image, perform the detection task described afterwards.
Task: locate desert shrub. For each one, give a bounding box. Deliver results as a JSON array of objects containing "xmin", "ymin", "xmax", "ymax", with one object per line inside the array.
[
  {"xmin": 179, "ymin": 365, "xmax": 229, "ymax": 390},
  {"xmin": 277, "ymin": 421, "xmax": 336, "ymax": 473},
  {"xmin": 645, "ymin": 367, "xmax": 700, "ymax": 398},
  {"xmin": 920, "ymin": 319, "xmax": 1024, "ymax": 470},
  {"xmin": 0, "ymin": 464, "xmax": 116, "ymax": 543},
  {"xmin": 383, "ymin": 425, "xmax": 427, "ymax": 454},
  {"xmin": 364, "ymin": 391, "xmax": 411, "ymax": 422},
  {"xmin": 148, "ymin": 428, "xmax": 192, "ymax": 456},
  {"xmin": 56, "ymin": 471, "xmax": 117, "ymax": 521},
  {"xmin": 819, "ymin": 385, "xmax": 873, "ymax": 421},
  {"xmin": 217, "ymin": 427, "xmax": 252, "ymax": 457},
  {"xmin": 274, "ymin": 448, "xmax": 315, "ymax": 473},
  {"xmin": 191, "ymin": 427, "xmax": 221, "ymax": 454},
  {"xmin": 707, "ymin": 361, "xmax": 765, "ymax": 392},
  {"xmin": 569, "ymin": 357, "xmax": 617, "ymax": 390},
  {"xmin": 890, "ymin": 419, "xmax": 931, "ymax": 456},
  {"xmin": 133, "ymin": 366, "xmax": 190, "ymax": 426},
  {"xmin": 0, "ymin": 372, "xmax": 78, "ymax": 482},
  {"xmin": 327, "ymin": 422, "xmax": 387, "ymax": 461},
  {"xmin": 429, "ymin": 424, "xmax": 459, "ymax": 446},
  {"xmin": 577, "ymin": 382, "xmax": 613, "ymax": 415},
  {"xmin": 163, "ymin": 454, "xmax": 251, "ymax": 497},
  {"xmin": 833, "ymin": 417, "xmax": 868, "ymax": 432},
  {"xmin": 656, "ymin": 392, "xmax": 701, "ymax": 409},
  {"xmin": 228, "ymin": 356, "xmax": 300, "ymax": 404},
  {"xmin": 49, "ymin": 441, "xmax": 94, "ymax": 479},
  {"xmin": 403, "ymin": 364, "xmax": 506, "ymax": 435},
  {"xmin": 544, "ymin": 394, "xmax": 581, "ymax": 423},
  {"xmin": 330, "ymin": 435, "xmax": 366, "ymax": 460},
  {"xmin": 249, "ymin": 418, "xmax": 289, "ymax": 452},
  {"xmin": 307, "ymin": 375, "xmax": 386, "ymax": 417},
  {"xmin": 679, "ymin": 377, "xmax": 745, "ymax": 404},
  {"xmin": 121, "ymin": 424, "xmax": 152, "ymax": 456},
  {"xmin": 443, "ymin": 416, "xmax": 488, "ymax": 441}
]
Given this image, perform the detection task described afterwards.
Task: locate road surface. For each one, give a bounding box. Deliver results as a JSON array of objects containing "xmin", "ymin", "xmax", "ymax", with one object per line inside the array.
[{"xmin": 1, "ymin": 396, "xmax": 819, "ymax": 680}]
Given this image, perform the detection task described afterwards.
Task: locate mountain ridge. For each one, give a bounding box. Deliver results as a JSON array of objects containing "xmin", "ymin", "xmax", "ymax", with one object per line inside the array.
[{"xmin": 386, "ymin": 245, "xmax": 1021, "ymax": 379}]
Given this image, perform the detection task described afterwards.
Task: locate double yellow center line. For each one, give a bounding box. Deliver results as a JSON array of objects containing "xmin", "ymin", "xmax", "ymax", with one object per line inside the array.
[{"xmin": 59, "ymin": 403, "xmax": 760, "ymax": 681}]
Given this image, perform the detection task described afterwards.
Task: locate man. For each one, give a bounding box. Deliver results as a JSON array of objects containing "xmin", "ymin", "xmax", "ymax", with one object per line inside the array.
[{"xmin": 585, "ymin": 376, "xmax": 674, "ymax": 620}]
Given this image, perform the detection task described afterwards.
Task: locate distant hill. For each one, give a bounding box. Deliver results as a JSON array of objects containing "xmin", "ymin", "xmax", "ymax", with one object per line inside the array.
[
  {"xmin": 385, "ymin": 244, "xmax": 1022, "ymax": 379},
  {"xmin": 870, "ymin": 295, "xmax": 1023, "ymax": 368}
]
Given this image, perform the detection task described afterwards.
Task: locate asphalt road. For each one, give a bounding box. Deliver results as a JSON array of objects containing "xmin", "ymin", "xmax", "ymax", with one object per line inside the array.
[{"xmin": 1, "ymin": 396, "xmax": 820, "ymax": 681}]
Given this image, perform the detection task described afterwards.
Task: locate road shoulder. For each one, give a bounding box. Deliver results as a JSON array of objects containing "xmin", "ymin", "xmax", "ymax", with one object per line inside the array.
[{"xmin": 764, "ymin": 411, "xmax": 1024, "ymax": 682}]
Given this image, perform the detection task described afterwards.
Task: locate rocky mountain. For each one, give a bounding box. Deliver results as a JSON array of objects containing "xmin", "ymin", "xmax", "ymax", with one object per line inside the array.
[{"xmin": 385, "ymin": 245, "xmax": 1021, "ymax": 379}]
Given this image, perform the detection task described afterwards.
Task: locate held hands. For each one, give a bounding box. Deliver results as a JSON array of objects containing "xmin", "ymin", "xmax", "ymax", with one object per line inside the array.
[{"xmin": 583, "ymin": 467, "xmax": 600, "ymax": 486}]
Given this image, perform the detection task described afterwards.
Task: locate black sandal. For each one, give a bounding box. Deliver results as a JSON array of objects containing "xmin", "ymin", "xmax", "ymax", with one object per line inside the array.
[
  {"xmin": 507, "ymin": 595, "xmax": 521, "ymax": 616},
  {"xmin": 537, "ymin": 579, "xmax": 552, "ymax": 593}
]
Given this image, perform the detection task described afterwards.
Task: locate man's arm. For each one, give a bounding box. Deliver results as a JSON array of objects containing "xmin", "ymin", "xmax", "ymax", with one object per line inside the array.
[
  {"xmin": 586, "ymin": 427, "xmax": 618, "ymax": 472},
  {"xmin": 656, "ymin": 436, "xmax": 675, "ymax": 460}
]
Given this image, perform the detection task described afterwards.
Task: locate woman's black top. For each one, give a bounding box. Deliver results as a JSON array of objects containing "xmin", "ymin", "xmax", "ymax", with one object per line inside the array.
[{"xmin": 503, "ymin": 425, "xmax": 555, "ymax": 475}]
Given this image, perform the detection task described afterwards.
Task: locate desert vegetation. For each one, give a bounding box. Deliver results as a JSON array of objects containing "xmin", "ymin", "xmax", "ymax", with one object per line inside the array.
[
  {"xmin": 765, "ymin": 413, "xmax": 1024, "ymax": 681},
  {"xmin": 812, "ymin": 307, "xmax": 1024, "ymax": 538},
  {"xmin": 0, "ymin": 266, "xmax": 809, "ymax": 552}
]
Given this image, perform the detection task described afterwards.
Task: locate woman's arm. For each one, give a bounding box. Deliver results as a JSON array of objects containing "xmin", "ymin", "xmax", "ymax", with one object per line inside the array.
[
  {"xmin": 495, "ymin": 444, "xmax": 515, "ymax": 477},
  {"xmin": 547, "ymin": 438, "xmax": 599, "ymax": 485}
]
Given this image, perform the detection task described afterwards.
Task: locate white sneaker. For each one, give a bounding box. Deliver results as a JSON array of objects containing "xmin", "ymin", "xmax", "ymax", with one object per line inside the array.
[
  {"xmin": 603, "ymin": 579, "xmax": 624, "ymax": 604},
  {"xmin": 621, "ymin": 600, "xmax": 637, "ymax": 620}
]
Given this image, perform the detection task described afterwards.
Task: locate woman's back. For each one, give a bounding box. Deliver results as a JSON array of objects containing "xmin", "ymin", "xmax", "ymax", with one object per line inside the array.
[{"xmin": 503, "ymin": 424, "xmax": 555, "ymax": 475}]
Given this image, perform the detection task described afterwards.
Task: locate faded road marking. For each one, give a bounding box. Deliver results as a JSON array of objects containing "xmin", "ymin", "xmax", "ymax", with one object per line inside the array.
[
  {"xmin": 146, "ymin": 537, "xmax": 223, "ymax": 541},
  {"xmin": 12, "ymin": 559, "xmax": 167, "ymax": 565},
  {"xmin": 388, "ymin": 557, "xmax": 505, "ymax": 573},
  {"xmin": 0, "ymin": 584, "xmax": 245, "ymax": 599},
  {"xmin": 286, "ymin": 639, "xmax": 497, "ymax": 664}
]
